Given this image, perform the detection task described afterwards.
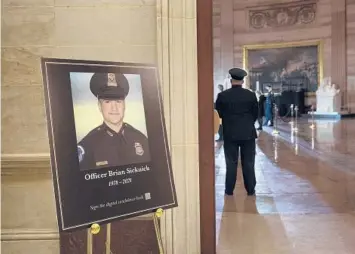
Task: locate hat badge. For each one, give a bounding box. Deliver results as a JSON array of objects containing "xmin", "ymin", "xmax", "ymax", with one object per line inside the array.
[
  {"xmin": 77, "ymin": 145, "xmax": 85, "ymax": 163},
  {"xmin": 107, "ymin": 73, "xmax": 118, "ymax": 87},
  {"xmin": 134, "ymin": 142, "xmax": 144, "ymax": 156}
]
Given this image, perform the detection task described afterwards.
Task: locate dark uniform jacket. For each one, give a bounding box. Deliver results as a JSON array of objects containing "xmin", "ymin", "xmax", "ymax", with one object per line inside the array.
[
  {"xmin": 215, "ymin": 86, "xmax": 258, "ymax": 141},
  {"xmin": 77, "ymin": 122, "xmax": 150, "ymax": 170}
]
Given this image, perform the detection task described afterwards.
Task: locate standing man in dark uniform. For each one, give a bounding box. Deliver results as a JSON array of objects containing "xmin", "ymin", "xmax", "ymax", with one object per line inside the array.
[
  {"xmin": 255, "ymin": 90, "xmax": 265, "ymax": 130},
  {"xmin": 215, "ymin": 68, "xmax": 258, "ymax": 196},
  {"xmin": 215, "ymin": 84, "xmax": 224, "ymax": 150},
  {"xmin": 77, "ymin": 72, "xmax": 150, "ymax": 171},
  {"xmin": 264, "ymin": 85, "xmax": 275, "ymax": 127}
]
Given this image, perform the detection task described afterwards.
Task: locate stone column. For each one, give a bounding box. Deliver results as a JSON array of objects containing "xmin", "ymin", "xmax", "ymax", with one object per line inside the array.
[
  {"xmin": 220, "ymin": 0, "xmax": 234, "ymax": 89},
  {"xmin": 157, "ymin": 0, "xmax": 200, "ymax": 253},
  {"xmin": 331, "ymin": 0, "xmax": 347, "ymax": 108}
]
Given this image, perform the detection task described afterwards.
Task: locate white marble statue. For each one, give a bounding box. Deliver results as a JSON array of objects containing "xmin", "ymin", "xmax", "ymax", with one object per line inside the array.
[{"xmin": 315, "ymin": 77, "xmax": 341, "ymax": 113}]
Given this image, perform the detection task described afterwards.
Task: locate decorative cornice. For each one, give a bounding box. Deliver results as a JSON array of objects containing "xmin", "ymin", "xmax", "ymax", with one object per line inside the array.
[
  {"xmin": 1, "ymin": 153, "xmax": 51, "ymax": 175},
  {"xmin": 1, "ymin": 229, "xmax": 59, "ymax": 241},
  {"xmin": 248, "ymin": 0, "xmax": 317, "ymax": 29}
]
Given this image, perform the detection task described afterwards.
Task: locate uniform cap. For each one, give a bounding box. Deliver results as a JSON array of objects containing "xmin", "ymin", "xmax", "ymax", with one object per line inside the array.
[
  {"xmin": 229, "ymin": 68, "xmax": 248, "ymax": 81},
  {"xmin": 90, "ymin": 73, "xmax": 129, "ymax": 100}
]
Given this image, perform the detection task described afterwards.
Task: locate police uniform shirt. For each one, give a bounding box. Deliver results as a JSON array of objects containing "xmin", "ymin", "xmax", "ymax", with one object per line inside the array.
[{"xmin": 77, "ymin": 122, "xmax": 150, "ymax": 170}]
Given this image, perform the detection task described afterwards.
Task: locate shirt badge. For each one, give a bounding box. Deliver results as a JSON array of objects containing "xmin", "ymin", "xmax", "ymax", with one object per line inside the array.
[{"xmin": 134, "ymin": 142, "xmax": 144, "ymax": 156}]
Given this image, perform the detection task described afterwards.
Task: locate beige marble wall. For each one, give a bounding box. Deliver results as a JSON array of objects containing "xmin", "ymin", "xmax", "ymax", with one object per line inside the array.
[
  {"xmin": 1, "ymin": 0, "xmax": 157, "ymax": 252},
  {"xmin": 1, "ymin": 0, "xmax": 157, "ymax": 154},
  {"xmin": 156, "ymin": 0, "xmax": 200, "ymax": 252},
  {"xmin": 2, "ymin": 0, "xmax": 200, "ymax": 253}
]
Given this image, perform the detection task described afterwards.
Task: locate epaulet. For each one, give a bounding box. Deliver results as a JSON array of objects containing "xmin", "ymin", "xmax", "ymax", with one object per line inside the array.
[
  {"xmin": 123, "ymin": 123, "xmax": 139, "ymax": 133},
  {"xmin": 124, "ymin": 123, "xmax": 134, "ymax": 130},
  {"xmin": 87, "ymin": 125, "xmax": 102, "ymax": 135},
  {"xmin": 124, "ymin": 123, "xmax": 145, "ymax": 136},
  {"xmin": 80, "ymin": 125, "xmax": 102, "ymax": 142}
]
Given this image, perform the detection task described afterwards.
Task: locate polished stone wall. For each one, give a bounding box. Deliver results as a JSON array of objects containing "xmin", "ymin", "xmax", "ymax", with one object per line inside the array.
[
  {"xmin": 213, "ymin": 0, "xmax": 331, "ymax": 88},
  {"xmin": 213, "ymin": 0, "xmax": 355, "ymax": 111},
  {"xmin": 1, "ymin": 0, "xmax": 200, "ymax": 253},
  {"xmin": 347, "ymin": 0, "xmax": 355, "ymax": 111}
]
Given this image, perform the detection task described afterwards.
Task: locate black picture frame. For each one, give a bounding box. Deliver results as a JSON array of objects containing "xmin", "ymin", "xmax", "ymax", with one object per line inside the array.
[{"xmin": 41, "ymin": 58, "xmax": 177, "ymax": 232}]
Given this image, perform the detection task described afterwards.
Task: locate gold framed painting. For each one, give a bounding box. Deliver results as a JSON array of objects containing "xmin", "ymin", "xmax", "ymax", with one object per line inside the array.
[{"xmin": 242, "ymin": 40, "xmax": 324, "ymax": 95}]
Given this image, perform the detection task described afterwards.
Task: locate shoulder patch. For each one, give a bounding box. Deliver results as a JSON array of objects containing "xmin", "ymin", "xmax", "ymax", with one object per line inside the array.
[{"xmin": 77, "ymin": 145, "xmax": 85, "ymax": 163}]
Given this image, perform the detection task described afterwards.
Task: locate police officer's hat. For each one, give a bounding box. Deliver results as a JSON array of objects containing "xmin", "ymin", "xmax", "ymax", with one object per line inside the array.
[
  {"xmin": 229, "ymin": 68, "xmax": 248, "ymax": 81},
  {"xmin": 90, "ymin": 73, "xmax": 129, "ymax": 100}
]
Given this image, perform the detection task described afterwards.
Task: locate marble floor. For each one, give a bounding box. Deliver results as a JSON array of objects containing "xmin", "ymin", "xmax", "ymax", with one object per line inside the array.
[
  {"xmin": 215, "ymin": 118, "xmax": 355, "ymax": 254},
  {"xmin": 263, "ymin": 117, "xmax": 355, "ymax": 175}
]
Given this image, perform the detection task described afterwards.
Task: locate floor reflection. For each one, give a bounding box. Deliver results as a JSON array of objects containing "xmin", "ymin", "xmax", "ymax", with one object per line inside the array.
[
  {"xmin": 266, "ymin": 118, "xmax": 355, "ymax": 174},
  {"xmin": 215, "ymin": 119, "xmax": 355, "ymax": 253}
]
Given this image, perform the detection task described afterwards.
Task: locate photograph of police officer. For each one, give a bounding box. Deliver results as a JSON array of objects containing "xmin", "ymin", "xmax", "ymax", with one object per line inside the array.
[{"xmin": 70, "ymin": 72, "xmax": 151, "ymax": 171}]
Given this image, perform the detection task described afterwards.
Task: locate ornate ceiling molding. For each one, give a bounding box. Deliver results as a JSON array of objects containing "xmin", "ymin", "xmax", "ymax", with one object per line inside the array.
[{"xmin": 248, "ymin": 0, "xmax": 317, "ymax": 29}]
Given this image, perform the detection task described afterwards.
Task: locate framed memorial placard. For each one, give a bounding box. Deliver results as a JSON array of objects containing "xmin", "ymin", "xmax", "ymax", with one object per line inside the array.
[{"xmin": 41, "ymin": 58, "xmax": 177, "ymax": 231}]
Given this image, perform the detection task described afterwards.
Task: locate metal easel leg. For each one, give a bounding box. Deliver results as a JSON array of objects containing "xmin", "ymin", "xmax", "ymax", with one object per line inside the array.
[{"xmin": 153, "ymin": 208, "xmax": 165, "ymax": 254}]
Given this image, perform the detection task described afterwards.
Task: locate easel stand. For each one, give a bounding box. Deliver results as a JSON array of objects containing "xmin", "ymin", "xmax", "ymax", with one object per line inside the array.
[
  {"xmin": 153, "ymin": 208, "xmax": 165, "ymax": 254},
  {"xmin": 87, "ymin": 223, "xmax": 109, "ymax": 254},
  {"xmin": 87, "ymin": 209, "xmax": 165, "ymax": 254}
]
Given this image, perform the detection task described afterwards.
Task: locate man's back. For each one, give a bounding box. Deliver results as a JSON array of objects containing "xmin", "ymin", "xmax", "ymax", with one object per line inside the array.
[{"xmin": 215, "ymin": 86, "xmax": 258, "ymax": 141}]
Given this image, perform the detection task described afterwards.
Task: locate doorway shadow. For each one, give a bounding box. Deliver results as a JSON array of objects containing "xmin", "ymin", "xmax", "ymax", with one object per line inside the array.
[{"xmin": 216, "ymin": 194, "xmax": 292, "ymax": 253}]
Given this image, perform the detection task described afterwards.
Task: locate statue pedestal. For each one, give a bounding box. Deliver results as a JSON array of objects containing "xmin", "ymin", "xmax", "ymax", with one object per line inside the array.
[{"xmin": 315, "ymin": 94, "xmax": 341, "ymax": 114}]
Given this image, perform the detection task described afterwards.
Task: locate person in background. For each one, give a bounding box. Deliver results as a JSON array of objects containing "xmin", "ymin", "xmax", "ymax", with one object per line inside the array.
[
  {"xmin": 217, "ymin": 84, "xmax": 224, "ymax": 93},
  {"xmin": 215, "ymin": 84, "xmax": 224, "ymax": 151},
  {"xmin": 255, "ymin": 90, "xmax": 265, "ymax": 130},
  {"xmin": 264, "ymin": 85, "xmax": 275, "ymax": 127},
  {"xmin": 215, "ymin": 68, "xmax": 258, "ymax": 196}
]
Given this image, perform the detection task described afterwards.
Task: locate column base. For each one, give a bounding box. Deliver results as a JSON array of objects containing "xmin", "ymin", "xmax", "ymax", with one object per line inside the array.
[{"xmin": 307, "ymin": 111, "xmax": 355, "ymax": 119}]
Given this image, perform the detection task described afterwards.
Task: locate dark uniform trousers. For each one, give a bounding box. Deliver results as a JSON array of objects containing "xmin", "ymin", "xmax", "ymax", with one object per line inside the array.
[{"xmin": 224, "ymin": 139, "xmax": 256, "ymax": 194}]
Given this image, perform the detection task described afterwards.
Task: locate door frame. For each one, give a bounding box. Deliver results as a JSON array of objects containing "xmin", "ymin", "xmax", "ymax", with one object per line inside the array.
[{"xmin": 197, "ymin": 0, "xmax": 216, "ymax": 253}]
